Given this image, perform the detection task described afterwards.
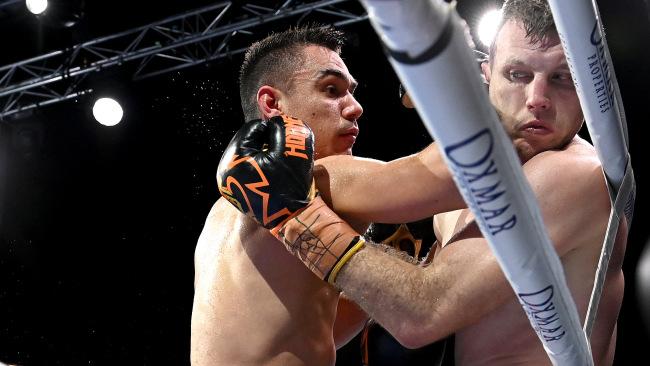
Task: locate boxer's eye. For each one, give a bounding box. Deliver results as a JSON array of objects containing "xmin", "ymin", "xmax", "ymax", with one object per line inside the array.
[
  {"xmin": 325, "ymin": 84, "xmax": 340, "ymax": 96},
  {"xmin": 508, "ymin": 70, "xmax": 531, "ymax": 81},
  {"xmin": 552, "ymin": 72, "xmax": 574, "ymax": 87}
]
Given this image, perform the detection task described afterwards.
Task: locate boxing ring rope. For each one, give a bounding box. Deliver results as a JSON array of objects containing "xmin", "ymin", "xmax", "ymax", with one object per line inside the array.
[
  {"xmin": 358, "ymin": 0, "xmax": 633, "ymax": 364},
  {"xmin": 547, "ymin": 0, "xmax": 636, "ymax": 339}
]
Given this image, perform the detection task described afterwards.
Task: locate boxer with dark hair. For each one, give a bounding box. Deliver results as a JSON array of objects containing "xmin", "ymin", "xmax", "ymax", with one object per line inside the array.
[{"xmin": 192, "ymin": 25, "xmax": 464, "ymax": 366}]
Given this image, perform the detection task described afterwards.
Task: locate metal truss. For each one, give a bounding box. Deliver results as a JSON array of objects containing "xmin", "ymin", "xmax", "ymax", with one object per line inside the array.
[
  {"xmin": 0, "ymin": 0, "xmax": 367, "ymax": 119},
  {"xmin": 0, "ymin": 0, "xmax": 21, "ymax": 10}
]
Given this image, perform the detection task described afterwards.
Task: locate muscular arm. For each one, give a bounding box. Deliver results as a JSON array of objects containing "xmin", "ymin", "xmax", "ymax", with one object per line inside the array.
[
  {"xmin": 314, "ymin": 143, "xmax": 465, "ymax": 224},
  {"xmin": 334, "ymin": 146, "xmax": 611, "ymax": 348},
  {"xmin": 333, "ymin": 240, "xmax": 424, "ymax": 348}
]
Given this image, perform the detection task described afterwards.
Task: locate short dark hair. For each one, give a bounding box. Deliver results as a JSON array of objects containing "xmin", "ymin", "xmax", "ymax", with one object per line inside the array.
[
  {"xmin": 238, "ymin": 25, "xmax": 346, "ymax": 121},
  {"xmin": 488, "ymin": 0, "xmax": 557, "ymax": 65}
]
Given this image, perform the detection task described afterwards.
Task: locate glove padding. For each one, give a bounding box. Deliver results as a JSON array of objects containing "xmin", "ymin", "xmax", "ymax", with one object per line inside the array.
[
  {"xmin": 217, "ymin": 114, "xmax": 365, "ymax": 285},
  {"xmin": 217, "ymin": 115, "xmax": 315, "ymax": 230}
]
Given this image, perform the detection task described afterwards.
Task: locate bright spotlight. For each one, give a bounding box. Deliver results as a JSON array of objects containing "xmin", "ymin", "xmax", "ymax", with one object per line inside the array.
[
  {"xmin": 26, "ymin": 0, "xmax": 48, "ymax": 15},
  {"xmin": 93, "ymin": 98, "xmax": 124, "ymax": 127},
  {"xmin": 477, "ymin": 9, "xmax": 503, "ymax": 47},
  {"xmin": 638, "ymin": 240, "xmax": 650, "ymax": 332}
]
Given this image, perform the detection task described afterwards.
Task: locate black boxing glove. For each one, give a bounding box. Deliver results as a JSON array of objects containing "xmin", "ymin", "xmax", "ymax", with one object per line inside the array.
[
  {"xmin": 217, "ymin": 114, "xmax": 365, "ymax": 284},
  {"xmin": 217, "ymin": 115, "xmax": 315, "ymax": 230}
]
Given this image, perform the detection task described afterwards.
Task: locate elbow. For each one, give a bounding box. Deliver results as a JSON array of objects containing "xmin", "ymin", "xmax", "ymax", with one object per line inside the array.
[
  {"xmin": 390, "ymin": 319, "xmax": 448, "ymax": 349},
  {"xmin": 393, "ymin": 331, "xmax": 430, "ymax": 349}
]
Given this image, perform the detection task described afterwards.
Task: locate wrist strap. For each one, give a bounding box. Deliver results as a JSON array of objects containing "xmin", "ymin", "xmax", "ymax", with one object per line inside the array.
[{"xmin": 326, "ymin": 237, "xmax": 366, "ymax": 285}]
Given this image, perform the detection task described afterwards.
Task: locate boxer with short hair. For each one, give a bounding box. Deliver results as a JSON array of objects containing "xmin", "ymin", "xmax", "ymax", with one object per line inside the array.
[
  {"xmin": 218, "ymin": 1, "xmax": 628, "ymax": 365},
  {"xmin": 191, "ymin": 25, "xmax": 464, "ymax": 366}
]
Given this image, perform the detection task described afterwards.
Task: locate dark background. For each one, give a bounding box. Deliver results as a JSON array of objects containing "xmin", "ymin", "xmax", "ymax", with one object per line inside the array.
[{"xmin": 0, "ymin": 0, "xmax": 649, "ymax": 365}]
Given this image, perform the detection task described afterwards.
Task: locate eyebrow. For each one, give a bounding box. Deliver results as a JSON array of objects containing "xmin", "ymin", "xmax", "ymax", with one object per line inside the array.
[
  {"xmin": 503, "ymin": 57, "xmax": 526, "ymax": 66},
  {"xmin": 503, "ymin": 57, "xmax": 570, "ymax": 70},
  {"xmin": 316, "ymin": 68, "xmax": 358, "ymax": 92}
]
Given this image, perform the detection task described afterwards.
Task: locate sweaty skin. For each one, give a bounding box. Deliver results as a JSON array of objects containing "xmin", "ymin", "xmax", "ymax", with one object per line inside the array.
[
  {"xmin": 190, "ymin": 45, "xmax": 365, "ymax": 366},
  {"xmin": 191, "ymin": 44, "xmax": 463, "ymax": 366},
  {"xmin": 436, "ymin": 141, "xmax": 626, "ymax": 366},
  {"xmin": 330, "ymin": 20, "xmax": 627, "ymax": 365},
  {"xmin": 334, "ymin": 137, "xmax": 625, "ymax": 366},
  {"xmin": 192, "ymin": 199, "xmax": 342, "ymax": 366}
]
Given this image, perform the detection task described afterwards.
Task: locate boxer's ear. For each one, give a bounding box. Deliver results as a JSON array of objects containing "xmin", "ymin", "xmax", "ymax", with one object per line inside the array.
[
  {"xmin": 257, "ymin": 85, "xmax": 283, "ymax": 119},
  {"xmin": 481, "ymin": 62, "xmax": 491, "ymax": 85},
  {"xmin": 399, "ymin": 84, "xmax": 415, "ymax": 109}
]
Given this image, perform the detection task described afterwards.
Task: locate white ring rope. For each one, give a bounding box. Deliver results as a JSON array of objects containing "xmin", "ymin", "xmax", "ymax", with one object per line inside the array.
[
  {"xmin": 359, "ymin": 0, "xmax": 594, "ymax": 364},
  {"xmin": 545, "ymin": 0, "xmax": 636, "ymax": 338},
  {"xmin": 546, "ymin": 0, "xmax": 629, "ymax": 191}
]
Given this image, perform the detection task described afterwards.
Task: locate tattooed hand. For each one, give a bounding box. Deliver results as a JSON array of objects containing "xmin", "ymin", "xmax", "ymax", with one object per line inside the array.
[{"xmin": 275, "ymin": 196, "xmax": 365, "ymax": 285}]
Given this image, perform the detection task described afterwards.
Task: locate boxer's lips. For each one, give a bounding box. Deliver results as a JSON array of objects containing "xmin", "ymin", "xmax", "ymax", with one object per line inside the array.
[
  {"xmin": 339, "ymin": 127, "xmax": 359, "ymax": 144},
  {"xmin": 519, "ymin": 120, "xmax": 553, "ymax": 135},
  {"xmin": 339, "ymin": 127, "xmax": 359, "ymax": 149}
]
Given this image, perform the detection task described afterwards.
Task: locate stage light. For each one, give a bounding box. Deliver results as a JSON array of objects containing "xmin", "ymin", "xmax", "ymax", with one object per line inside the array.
[
  {"xmin": 29, "ymin": 0, "xmax": 84, "ymax": 28},
  {"xmin": 638, "ymin": 239, "xmax": 650, "ymax": 336},
  {"xmin": 92, "ymin": 98, "xmax": 124, "ymax": 127},
  {"xmin": 26, "ymin": 0, "xmax": 48, "ymax": 15},
  {"xmin": 477, "ymin": 9, "xmax": 502, "ymax": 47}
]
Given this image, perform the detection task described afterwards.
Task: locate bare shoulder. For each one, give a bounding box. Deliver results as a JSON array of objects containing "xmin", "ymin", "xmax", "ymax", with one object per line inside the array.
[
  {"xmin": 523, "ymin": 137, "xmax": 611, "ymax": 254},
  {"xmin": 524, "ymin": 138, "xmax": 602, "ymax": 181},
  {"xmin": 196, "ymin": 199, "xmax": 239, "ymax": 254},
  {"xmin": 203, "ymin": 198, "xmax": 238, "ymax": 226},
  {"xmin": 524, "ymin": 138, "xmax": 607, "ymax": 200}
]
